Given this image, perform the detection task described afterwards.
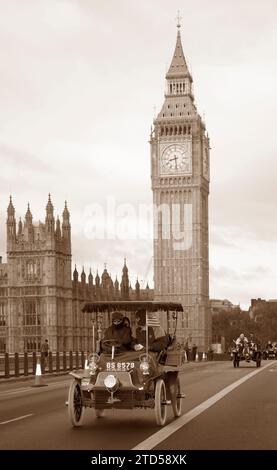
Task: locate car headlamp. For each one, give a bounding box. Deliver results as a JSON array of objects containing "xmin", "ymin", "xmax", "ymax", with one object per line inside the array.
[
  {"xmin": 87, "ymin": 353, "xmax": 99, "ymax": 375},
  {"xmin": 104, "ymin": 374, "xmax": 118, "ymax": 391},
  {"xmin": 88, "ymin": 362, "xmax": 98, "ymax": 375},
  {"xmin": 140, "ymin": 359, "xmax": 150, "ymax": 375}
]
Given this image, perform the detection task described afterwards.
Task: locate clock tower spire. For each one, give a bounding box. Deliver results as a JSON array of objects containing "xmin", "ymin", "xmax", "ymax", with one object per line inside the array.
[{"xmin": 151, "ymin": 23, "xmax": 211, "ymax": 350}]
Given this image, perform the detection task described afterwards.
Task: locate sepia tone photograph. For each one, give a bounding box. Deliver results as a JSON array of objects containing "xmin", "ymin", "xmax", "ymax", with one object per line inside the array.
[{"xmin": 0, "ymin": 0, "xmax": 277, "ymax": 460}]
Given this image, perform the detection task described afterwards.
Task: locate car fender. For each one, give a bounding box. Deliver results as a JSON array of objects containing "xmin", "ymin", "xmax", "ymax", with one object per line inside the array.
[{"xmin": 69, "ymin": 371, "xmax": 84, "ymax": 380}]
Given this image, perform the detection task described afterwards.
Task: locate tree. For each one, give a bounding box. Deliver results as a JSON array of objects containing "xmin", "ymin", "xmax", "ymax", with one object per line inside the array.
[{"xmin": 212, "ymin": 308, "xmax": 260, "ymax": 352}]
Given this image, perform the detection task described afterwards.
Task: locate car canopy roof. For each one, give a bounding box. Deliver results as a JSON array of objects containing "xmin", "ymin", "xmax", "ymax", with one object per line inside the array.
[{"xmin": 82, "ymin": 301, "xmax": 183, "ymax": 313}]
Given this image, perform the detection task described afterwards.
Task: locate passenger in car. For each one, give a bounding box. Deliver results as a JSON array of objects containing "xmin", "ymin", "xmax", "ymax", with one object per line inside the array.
[{"xmin": 135, "ymin": 311, "xmax": 170, "ymax": 353}]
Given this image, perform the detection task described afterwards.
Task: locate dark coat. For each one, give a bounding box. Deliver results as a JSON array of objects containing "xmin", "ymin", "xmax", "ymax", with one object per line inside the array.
[
  {"xmin": 136, "ymin": 327, "xmax": 169, "ymax": 352},
  {"xmin": 102, "ymin": 324, "xmax": 134, "ymax": 353},
  {"xmin": 41, "ymin": 342, "xmax": 49, "ymax": 356}
]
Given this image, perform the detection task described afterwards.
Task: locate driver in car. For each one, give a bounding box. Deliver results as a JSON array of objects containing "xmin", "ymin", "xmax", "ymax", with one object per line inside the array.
[
  {"xmin": 101, "ymin": 311, "xmax": 135, "ymax": 353},
  {"xmin": 235, "ymin": 333, "xmax": 248, "ymax": 347}
]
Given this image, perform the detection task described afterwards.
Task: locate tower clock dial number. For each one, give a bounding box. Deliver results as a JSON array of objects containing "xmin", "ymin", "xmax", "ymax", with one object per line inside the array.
[{"xmin": 161, "ymin": 144, "xmax": 192, "ymax": 175}]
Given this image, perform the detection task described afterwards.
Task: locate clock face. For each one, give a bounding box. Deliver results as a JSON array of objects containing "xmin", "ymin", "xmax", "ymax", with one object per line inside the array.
[{"xmin": 160, "ymin": 143, "xmax": 192, "ymax": 175}]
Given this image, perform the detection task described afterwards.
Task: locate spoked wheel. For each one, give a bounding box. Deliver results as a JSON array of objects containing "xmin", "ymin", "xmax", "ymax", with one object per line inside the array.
[
  {"xmin": 95, "ymin": 409, "xmax": 105, "ymax": 418},
  {"xmin": 155, "ymin": 379, "xmax": 167, "ymax": 426},
  {"xmin": 171, "ymin": 376, "xmax": 182, "ymax": 417},
  {"xmin": 68, "ymin": 380, "xmax": 85, "ymax": 427}
]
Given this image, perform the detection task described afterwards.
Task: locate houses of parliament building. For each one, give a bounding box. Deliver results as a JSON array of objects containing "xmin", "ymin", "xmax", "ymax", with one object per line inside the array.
[
  {"xmin": 0, "ymin": 196, "xmax": 153, "ymax": 353},
  {"xmin": 0, "ymin": 22, "xmax": 211, "ymax": 353}
]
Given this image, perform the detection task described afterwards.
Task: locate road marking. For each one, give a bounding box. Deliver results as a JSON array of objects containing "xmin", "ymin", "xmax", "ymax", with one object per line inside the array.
[
  {"xmin": 0, "ymin": 380, "xmax": 70, "ymax": 398},
  {"xmin": 0, "ymin": 414, "xmax": 34, "ymax": 425},
  {"xmin": 133, "ymin": 360, "xmax": 275, "ymax": 450}
]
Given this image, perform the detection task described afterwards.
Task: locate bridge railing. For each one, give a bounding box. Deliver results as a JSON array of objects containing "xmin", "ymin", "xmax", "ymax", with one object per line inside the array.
[
  {"xmin": 0, "ymin": 351, "xmax": 232, "ymax": 379},
  {"xmin": 0, "ymin": 351, "xmax": 87, "ymax": 379}
]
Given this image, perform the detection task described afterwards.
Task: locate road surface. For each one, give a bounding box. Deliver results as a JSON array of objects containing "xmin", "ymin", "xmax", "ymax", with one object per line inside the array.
[{"xmin": 0, "ymin": 360, "xmax": 276, "ymax": 450}]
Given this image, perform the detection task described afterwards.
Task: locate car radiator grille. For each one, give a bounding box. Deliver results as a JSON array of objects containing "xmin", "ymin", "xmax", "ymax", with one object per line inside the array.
[{"xmin": 94, "ymin": 390, "xmax": 137, "ymax": 408}]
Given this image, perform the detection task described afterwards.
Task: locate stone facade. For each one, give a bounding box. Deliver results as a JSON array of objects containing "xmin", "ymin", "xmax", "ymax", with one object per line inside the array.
[
  {"xmin": 0, "ymin": 256, "xmax": 8, "ymax": 352},
  {"xmin": 210, "ymin": 299, "xmax": 240, "ymax": 315},
  {"xmin": 2, "ymin": 195, "xmax": 73, "ymax": 354},
  {"xmin": 151, "ymin": 26, "xmax": 211, "ymax": 350},
  {"xmin": 0, "ymin": 197, "xmax": 153, "ymax": 353}
]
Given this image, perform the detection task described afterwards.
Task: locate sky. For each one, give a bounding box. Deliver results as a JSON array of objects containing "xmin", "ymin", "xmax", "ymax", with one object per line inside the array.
[{"xmin": 0, "ymin": 0, "xmax": 277, "ymax": 309}]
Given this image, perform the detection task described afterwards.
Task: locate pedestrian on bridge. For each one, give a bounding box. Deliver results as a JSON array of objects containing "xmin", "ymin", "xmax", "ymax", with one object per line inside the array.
[
  {"xmin": 192, "ymin": 343, "xmax": 198, "ymax": 361},
  {"xmin": 41, "ymin": 339, "xmax": 49, "ymax": 369},
  {"xmin": 184, "ymin": 339, "xmax": 190, "ymax": 362}
]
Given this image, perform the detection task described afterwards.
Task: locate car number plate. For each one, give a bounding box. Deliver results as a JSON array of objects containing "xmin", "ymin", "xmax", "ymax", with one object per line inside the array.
[{"xmin": 106, "ymin": 362, "xmax": 135, "ymax": 371}]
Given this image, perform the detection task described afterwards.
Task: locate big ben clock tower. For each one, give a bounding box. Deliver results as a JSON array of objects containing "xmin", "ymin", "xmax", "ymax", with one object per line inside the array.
[{"xmin": 151, "ymin": 21, "xmax": 211, "ymax": 350}]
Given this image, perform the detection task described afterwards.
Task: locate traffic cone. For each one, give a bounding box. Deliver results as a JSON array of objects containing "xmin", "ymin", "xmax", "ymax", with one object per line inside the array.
[{"xmin": 32, "ymin": 357, "xmax": 48, "ymax": 387}]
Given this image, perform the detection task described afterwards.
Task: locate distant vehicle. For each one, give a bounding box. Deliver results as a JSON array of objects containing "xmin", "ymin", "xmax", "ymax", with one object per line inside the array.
[
  {"xmin": 231, "ymin": 340, "xmax": 262, "ymax": 368},
  {"xmin": 67, "ymin": 301, "xmax": 186, "ymax": 427},
  {"xmin": 263, "ymin": 343, "xmax": 277, "ymax": 360}
]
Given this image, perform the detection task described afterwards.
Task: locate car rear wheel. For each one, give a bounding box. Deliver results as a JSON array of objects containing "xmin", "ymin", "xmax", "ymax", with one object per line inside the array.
[
  {"xmin": 171, "ymin": 376, "xmax": 182, "ymax": 417},
  {"xmin": 233, "ymin": 358, "xmax": 239, "ymax": 367},
  {"xmin": 68, "ymin": 380, "xmax": 85, "ymax": 427},
  {"xmin": 155, "ymin": 379, "xmax": 167, "ymax": 426}
]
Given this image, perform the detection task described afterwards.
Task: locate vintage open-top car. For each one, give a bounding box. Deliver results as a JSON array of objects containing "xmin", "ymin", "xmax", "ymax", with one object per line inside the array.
[
  {"xmin": 67, "ymin": 301, "xmax": 185, "ymax": 427},
  {"xmin": 231, "ymin": 339, "xmax": 262, "ymax": 368},
  {"xmin": 262, "ymin": 343, "xmax": 277, "ymax": 360}
]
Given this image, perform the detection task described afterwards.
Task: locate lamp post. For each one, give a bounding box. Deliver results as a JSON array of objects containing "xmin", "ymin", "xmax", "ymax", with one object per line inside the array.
[{"xmin": 96, "ymin": 312, "xmax": 103, "ymax": 353}]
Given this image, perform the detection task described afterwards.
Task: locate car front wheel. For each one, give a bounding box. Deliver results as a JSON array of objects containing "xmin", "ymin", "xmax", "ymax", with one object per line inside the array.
[
  {"xmin": 155, "ymin": 379, "xmax": 167, "ymax": 426},
  {"xmin": 68, "ymin": 380, "xmax": 85, "ymax": 427}
]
